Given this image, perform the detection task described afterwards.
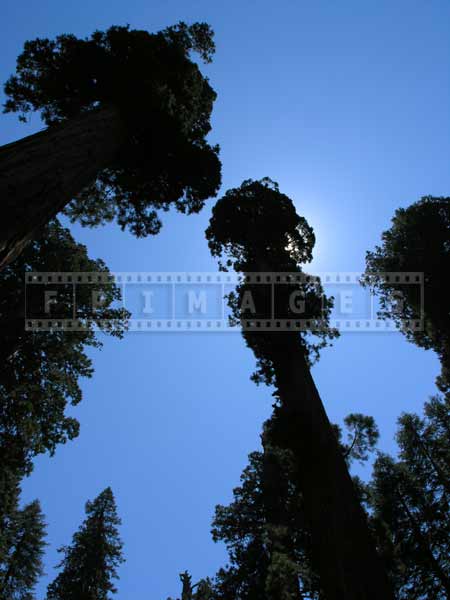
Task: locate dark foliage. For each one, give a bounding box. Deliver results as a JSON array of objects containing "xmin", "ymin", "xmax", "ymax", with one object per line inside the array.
[
  {"xmin": 4, "ymin": 22, "xmax": 221, "ymax": 236},
  {"xmin": 179, "ymin": 414, "xmax": 378, "ymax": 600},
  {"xmin": 0, "ymin": 220, "xmax": 128, "ymax": 476},
  {"xmin": 206, "ymin": 178, "xmax": 338, "ymax": 382},
  {"xmin": 179, "ymin": 394, "xmax": 449, "ymax": 599},
  {"xmin": 0, "ymin": 472, "xmax": 46, "ymax": 600},
  {"xmin": 364, "ymin": 196, "xmax": 450, "ymax": 392},
  {"xmin": 368, "ymin": 393, "xmax": 450, "ymax": 599},
  {"xmin": 46, "ymin": 487, "xmax": 123, "ymax": 600},
  {"xmin": 166, "ymin": 571, "xmax": 215, "ymax": 600},
  {"xmin": 205, "ymin": 178, "xmax": 393, "ymax": 600}
]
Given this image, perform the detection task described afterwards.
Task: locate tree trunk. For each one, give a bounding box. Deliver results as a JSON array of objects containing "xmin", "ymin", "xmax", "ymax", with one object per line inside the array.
[
  {"xmin": 270, "ymin": 346, "xmax": 395, "ymax": 600},
  {"xmin": 0, "ymin": 106, "xmax": 126, "ymax": 270}
]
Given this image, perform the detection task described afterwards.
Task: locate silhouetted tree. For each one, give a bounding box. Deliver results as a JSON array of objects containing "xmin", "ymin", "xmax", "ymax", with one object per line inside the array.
[
  {"xmin": 0, "ymin": 22, "xmax": 221, "ymax": 268},
  {"xmin": 193, "ymin": 579, "xmax": 215, "ymax": 600},
  {"xmin": 46, "ymin": 487, "xmax": 123, "ymax": 600},
  {"xmin": 0, "ymin": 472, "xmax": 46, "ymax": 600},
  {"xmin": 205, "ymin": 178, "xmax": 393, "ymax": 599},
  {"xmin": 210, "ymin": 413, "xmax": 379, "ymax": 600},
  {"xmin": 212, "ymin": 444, "xmax": 311, "ymax": 600},
  {"xmin": 368, "ymin": 393, "xmax": 450, "ymax": 599},
  {"xmin": 209, "ymin": 394, "xmax": 450, "ymax": 600},
  {"xmin": 0, "ymin": 219, "xmax": 128, "ymax": 477},
  {"xmin": 364, "ymin": 196, "xmax": 450, "ymax": 392},
  {"xmin": 166, "ymin": 572, "xmax": 214, "ymax": 600},
  {"xmin": 180, "ymin": 571, "xmax": 195, "ymax": 600}
]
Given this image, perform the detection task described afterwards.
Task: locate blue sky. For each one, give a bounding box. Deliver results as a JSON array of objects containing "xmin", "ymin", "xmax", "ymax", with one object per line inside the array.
[{"xmin": 1, "ymin": 1, "xmax": 449, "ymax": 598}]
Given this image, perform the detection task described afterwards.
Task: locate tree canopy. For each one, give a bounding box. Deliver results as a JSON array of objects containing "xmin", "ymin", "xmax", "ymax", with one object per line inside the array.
[
  {"xmin": 4, "ymin": 22, "xmax": 221, "ymax": 237},
  {"xmin": 364, "ymin": 196, "xmax": 450, "ymax": 392},
  {"xmin": 367, "ymin": 392, "xmax": 450, "ymax": 599},
  {"xmin": 0, "ymin": 219, "xmax": 128, "ymax": 477},
  {"xmin": 206, "ymin": 177, "xmax": 338, "ymax": 381}
]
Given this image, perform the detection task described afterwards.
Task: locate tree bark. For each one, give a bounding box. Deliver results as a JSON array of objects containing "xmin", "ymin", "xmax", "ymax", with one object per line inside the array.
[
  {"xmin": 0, "ymin": 106, "xmax": 126, "ymax": 270},
  {"xmin": 270, "ymin": 347, "xmax": 395, "ymax": 600}
]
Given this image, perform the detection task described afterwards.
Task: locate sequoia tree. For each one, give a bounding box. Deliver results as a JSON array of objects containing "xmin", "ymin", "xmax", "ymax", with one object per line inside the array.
[
  {"xmin": 205, "ymin": 178, "xmax": 394, "ymax": 599},
  {"xmin": 364, "ymin": 196, "xmax": 450, "ymax": 392},
  {"xmin": 0, "ymin": 219, "xmax": 128, "ymax": 477},
  {"xmin": 0, "ymin": 22, "xmax": 221, "ymax": 268},
  {"xmin": 46, "ymin": 487, "xmax": 123, "ymax": 600},
  {"xmin": 209, "ymin": 414, "xmax": 379, "ymax": 600}
]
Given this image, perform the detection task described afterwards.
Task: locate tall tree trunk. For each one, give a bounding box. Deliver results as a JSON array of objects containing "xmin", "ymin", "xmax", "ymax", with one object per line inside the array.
[
  {"xmin": 0, "ymin": 106, "xmax": 126, "ymax": 270},
  {"xmin": 270, "ymin": 345, "xmax": 394, "ymax": 600}
]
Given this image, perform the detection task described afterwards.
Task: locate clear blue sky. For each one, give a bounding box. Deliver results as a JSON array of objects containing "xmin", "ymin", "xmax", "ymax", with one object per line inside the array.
[{"xmin": 1, "ymin": 1, "xmax": 449, "ymax": 598}]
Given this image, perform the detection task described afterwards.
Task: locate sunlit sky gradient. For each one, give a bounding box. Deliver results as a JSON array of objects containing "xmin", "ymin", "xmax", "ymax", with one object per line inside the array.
[{"xmin": 1, "ymin": 1, "xmax": 449, "ymax": 598}]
